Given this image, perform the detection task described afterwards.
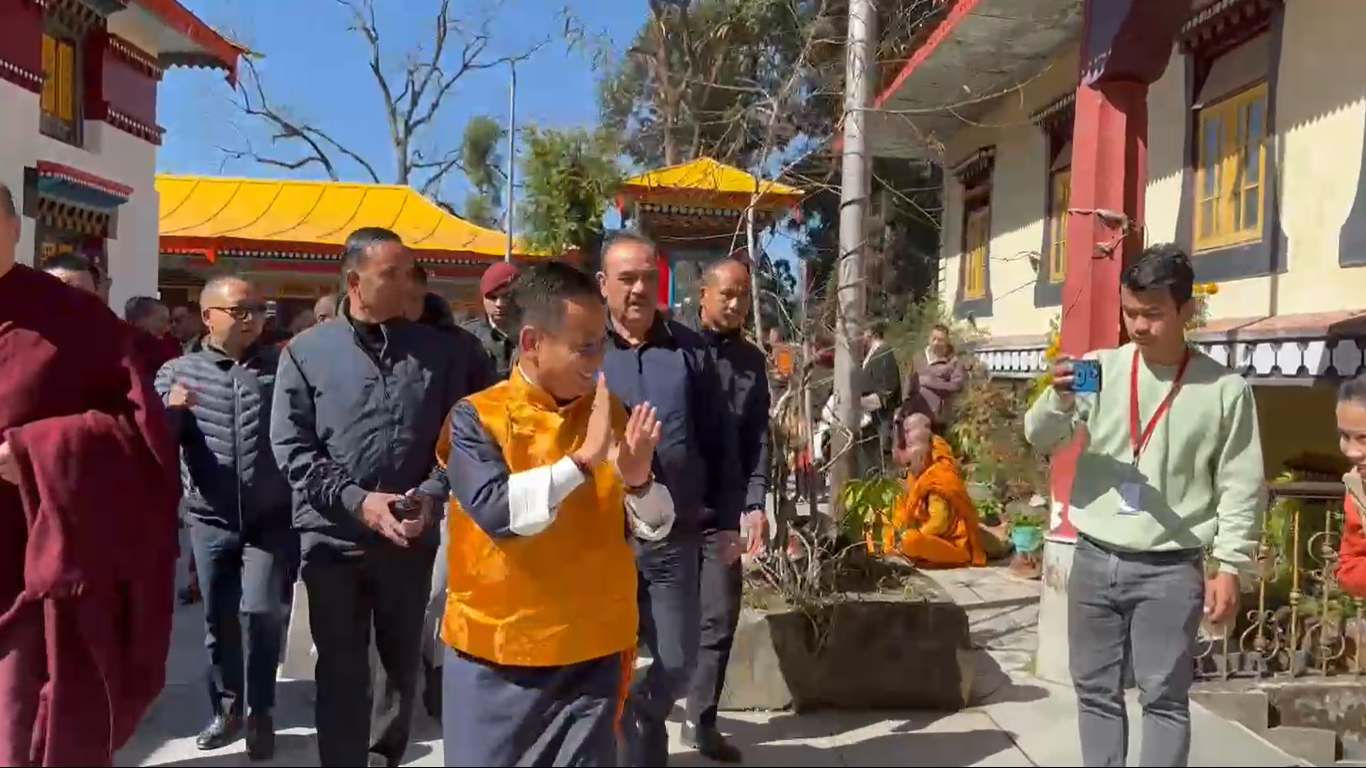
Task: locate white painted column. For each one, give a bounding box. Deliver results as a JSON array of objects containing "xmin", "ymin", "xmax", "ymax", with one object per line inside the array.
[{"xmin": 1034, "ymin": 536, "xmax": 1076, "ymax": 685}]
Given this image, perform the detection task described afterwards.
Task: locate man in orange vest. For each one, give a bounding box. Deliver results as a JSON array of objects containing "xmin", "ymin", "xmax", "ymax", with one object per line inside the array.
[{"xmin": 439, "ymin": 260, "xmax": 676, "ymax": 765}]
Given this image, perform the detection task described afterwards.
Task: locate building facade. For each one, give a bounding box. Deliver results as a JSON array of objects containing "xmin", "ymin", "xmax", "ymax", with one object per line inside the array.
[
  {"xmin": 0, "ymin": 0, "xmax": 241, "ymax": 310},
  {"xmin": 870, "ymin": 0, "xmax": 1365, "ymax": 684},
  {"xmin": 156, "ymin": 175, "xmax": 546, "ymax": 324}
]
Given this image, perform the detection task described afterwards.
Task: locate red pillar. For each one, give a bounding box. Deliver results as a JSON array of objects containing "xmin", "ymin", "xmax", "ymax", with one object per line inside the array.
[{"xmin": 1048, "ymin": 80, "xmax": 1150, "ymax": 542}]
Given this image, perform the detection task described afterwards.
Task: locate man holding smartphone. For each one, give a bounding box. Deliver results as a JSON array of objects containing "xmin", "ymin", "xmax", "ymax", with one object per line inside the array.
[{"xmin": 1024, "ymin": 243, "xmax": 1265, "ymax": 768}]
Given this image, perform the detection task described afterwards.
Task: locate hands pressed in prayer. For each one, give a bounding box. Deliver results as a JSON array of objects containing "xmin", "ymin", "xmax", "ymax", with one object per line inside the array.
[
  {"xmin": 167, "ymin": 383, "xmax": 197, "ymax": 410},
  {"xmin": 0, "ymin": 440, "xmax": 15, "ymax": 485},
  {"xmin": 573, "ymin": 374, "xmax": 614, "ymax": 470},
  {"xmin": 617, "ymin": 403, "xmax": 662, "ymax": 489}
]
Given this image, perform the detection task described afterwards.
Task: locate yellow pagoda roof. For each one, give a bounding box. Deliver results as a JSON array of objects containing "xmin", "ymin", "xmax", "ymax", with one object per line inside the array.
[
  {"xmin": 157, "ymin": 175, "xmax": 532, "ymax": 261},
  {"xmin": 619, "ymin": 158, "xmax": 804, "ymax": 211}
]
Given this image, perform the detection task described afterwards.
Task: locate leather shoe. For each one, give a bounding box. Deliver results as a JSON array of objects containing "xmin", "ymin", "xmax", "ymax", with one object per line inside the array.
[
  {"xmin": 195, "ymin": 714, "xmax": 242, "ymax": 751},
  {"xmin": 245, "ymin": 714, "xmax": 274, "ymax": 761}
]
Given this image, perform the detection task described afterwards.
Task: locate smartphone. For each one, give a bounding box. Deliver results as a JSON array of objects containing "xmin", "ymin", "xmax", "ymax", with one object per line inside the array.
[
  {"xmin": 389, "ymin": 495, "xmax": 421, "ymax": 521},
  {"xmin": 1069, "ymin": 359, "xmax": 1103, "ymax": 394}
]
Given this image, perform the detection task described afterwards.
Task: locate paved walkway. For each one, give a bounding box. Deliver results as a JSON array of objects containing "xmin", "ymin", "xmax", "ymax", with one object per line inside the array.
[{"xmin": 116, "ymin": 555, "xmax": 1307, "ymax": 766}]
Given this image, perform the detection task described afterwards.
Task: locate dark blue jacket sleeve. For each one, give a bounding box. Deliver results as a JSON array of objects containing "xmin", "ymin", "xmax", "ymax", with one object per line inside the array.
[
  {"xmin": 741, "ymin": 358, "xmax": 772, "ymax": 511},
  {"xmin": 446, "ymin": 400, "xmax": 515, "ymax": 538},
  {"xmin": 269, "ymin": 346, "xmax": 368, "ymax": 519},
  {"xmin": 692, "ymin": 345, "xmax": 745, "ymax": 529}
]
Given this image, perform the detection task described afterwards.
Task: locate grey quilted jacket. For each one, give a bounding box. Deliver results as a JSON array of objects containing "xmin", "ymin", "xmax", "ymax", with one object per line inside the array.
[{"xmin": 155, "ymin": 343, "xmax": 291, "ymax": 530}]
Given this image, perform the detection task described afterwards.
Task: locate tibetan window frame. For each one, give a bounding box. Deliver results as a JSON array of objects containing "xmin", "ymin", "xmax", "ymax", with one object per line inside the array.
[
  {"xmin": 952, "ymin": 147, "xmax": 995, "ymax": 319},
  {"xmin": 1175, "ymin": 0, "xmax": 1285, "ymax": 283},
  {"xmin": 1034, "ymin": 93, "xmax": 1075, "ymax": 308}
]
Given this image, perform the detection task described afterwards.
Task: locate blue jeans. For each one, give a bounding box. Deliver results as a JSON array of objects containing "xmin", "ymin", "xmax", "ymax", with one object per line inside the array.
[
  {"xmin": 189, "ymin": 520, "xmax": 289, "ymax": 718},
  {"xmin": 622, "ymin": 536, "xmax": 701, "ymax": 766},
  {"xmin": 1068, "ymin": 535, "xmax": 1205, "ymax": 768}
]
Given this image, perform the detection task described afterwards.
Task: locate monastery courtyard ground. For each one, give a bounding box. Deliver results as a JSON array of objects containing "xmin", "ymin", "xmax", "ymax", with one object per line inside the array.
[{"xmin": 114, "ymin": 537, "xmax": 1306, "ymax": 767}]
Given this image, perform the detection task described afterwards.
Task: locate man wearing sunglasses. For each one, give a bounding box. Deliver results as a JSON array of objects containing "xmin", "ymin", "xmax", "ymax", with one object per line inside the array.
[{"xmin": 154, "ymin": 275, "xmax": 293, "ymax": 761}]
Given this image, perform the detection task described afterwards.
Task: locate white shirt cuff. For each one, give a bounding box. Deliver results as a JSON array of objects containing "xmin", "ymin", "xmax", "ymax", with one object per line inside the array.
[
  {"xmin": 626, "ymin": 482, "xmax": 676, "ymax": 542},
  {"xmin": 507, "ymin": 456, "xmax": 587, "ymax": 536}
]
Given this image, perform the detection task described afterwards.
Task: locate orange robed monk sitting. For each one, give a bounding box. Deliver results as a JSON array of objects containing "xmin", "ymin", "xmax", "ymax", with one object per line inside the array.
[{"xmin": 884, "ymin": 412, "xmax": 987, "ymax": 568}]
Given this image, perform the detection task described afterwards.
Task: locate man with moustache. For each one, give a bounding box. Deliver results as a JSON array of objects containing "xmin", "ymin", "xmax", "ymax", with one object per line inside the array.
[
  {"xmin": 681, "ymin": 258, "xmax": 770, "ymax": 763},
  {"xmin": 271, "ymin": 227, "xmax": 487, "ymax": 767},
  {"xmin": 598, "ymin": 231, "xmax": 742, "ymax": 766},
  {"xmin": 156, "ymin": 276, "xmax": 290, "ymax": 759}
]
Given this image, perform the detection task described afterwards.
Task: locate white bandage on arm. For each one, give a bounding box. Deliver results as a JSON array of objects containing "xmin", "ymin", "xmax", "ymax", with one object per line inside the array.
[
  {"xmin": 507, "ymin": 456, "xmax": 587, "ymax": 536},
  {"xmin": 626, "ymin": 482, "xmax": 677, "ymax": 542}
]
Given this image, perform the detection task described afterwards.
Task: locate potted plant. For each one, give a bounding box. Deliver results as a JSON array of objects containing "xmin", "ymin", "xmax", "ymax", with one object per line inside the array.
[
  {"xmin": 1008, "ymin": 510, "xmax": 1046, "ymax": 556},
  {"xmin": 839, "ymin": 476, "xmax": 904, "ymax": 553}
]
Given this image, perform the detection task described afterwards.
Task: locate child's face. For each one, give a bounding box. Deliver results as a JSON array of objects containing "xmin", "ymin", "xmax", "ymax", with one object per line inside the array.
[{"xmin": 1338, "ymin": 399, "xmax": 1366, "ymax": 474}]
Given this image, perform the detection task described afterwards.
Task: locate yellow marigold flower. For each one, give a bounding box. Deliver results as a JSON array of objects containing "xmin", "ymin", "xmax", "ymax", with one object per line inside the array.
[{"xmin": 1204, "ymin": 282, "xmax": 1219, "ymax": 295}]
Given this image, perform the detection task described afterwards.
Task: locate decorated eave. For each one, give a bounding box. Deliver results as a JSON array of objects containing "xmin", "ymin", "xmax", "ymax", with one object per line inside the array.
[
  {"xmin": 979, "ymin": 313, "xmax": 1366, "ymax": 384},
  {"xmin": 104, "ymin": 0, "xmax": 246, "ymax": 84},
  {"xmin": 157, "ymin": 175, "xmax": 544, "ymax": 268},
  {"xmin": 617, "ymin": 158, "xmax": 806, "ymax": 216},
  {"xmin": 867, "ymin": 0, "xmax": 1085, "ymax": 159}
]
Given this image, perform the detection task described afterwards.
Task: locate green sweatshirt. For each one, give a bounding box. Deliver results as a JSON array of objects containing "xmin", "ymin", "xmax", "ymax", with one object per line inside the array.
[{"xmin": 1024, "ymin": 342, "xmax": 1265, "ymax": 573}]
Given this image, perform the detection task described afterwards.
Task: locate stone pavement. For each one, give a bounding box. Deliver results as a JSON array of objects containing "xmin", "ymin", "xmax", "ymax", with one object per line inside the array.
[{"xmin": 116, "ymin": 557, "xmax": 1308, "ymax": 766}]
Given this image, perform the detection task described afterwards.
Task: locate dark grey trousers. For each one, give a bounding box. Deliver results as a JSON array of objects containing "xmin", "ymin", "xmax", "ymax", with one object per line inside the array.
[{"xmin": 1068, "ymin": 535, "xmax": 1205, "ymax": 768}]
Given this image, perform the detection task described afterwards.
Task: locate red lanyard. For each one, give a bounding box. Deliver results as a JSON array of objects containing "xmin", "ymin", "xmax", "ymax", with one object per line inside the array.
[{"xmin": 1129, "ymin": 348, "xmax": 1191, "ymax": 464}]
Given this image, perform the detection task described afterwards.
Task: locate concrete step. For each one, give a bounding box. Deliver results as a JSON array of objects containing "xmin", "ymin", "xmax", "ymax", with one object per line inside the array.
[
  {"xmin": 1191, "ymin": 689, "xmax": 1272, "ymax": 732},
  {"xmin": 1261, "ymin": 726, "xmax": 1340, "ymax": 766}
]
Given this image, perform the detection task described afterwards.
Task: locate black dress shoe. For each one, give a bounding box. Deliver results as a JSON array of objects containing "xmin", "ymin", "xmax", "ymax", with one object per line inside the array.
[
  {"xmin": 195, "ymin": 714, "xmax": 242, "ymax": 750},
  {"xmin": 245, "ymin": 715, "xmax": 275, "ymax": 761},
  {"xmin": 681, "ymin": 723, "xmax": 744, "ymax": 764}
]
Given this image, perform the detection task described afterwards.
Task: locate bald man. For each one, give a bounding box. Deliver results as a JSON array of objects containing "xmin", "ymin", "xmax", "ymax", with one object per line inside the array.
[
  {"xmin": 682, "ymin": 258, "xmax": 771, "ymax": 763},
  {"xmin": 0, "ymin": 182, "xmax": 181, "ymax": 765},
  {"xmin": 155, "ymin": 276, "xmax": 291, "ymax": 760}
]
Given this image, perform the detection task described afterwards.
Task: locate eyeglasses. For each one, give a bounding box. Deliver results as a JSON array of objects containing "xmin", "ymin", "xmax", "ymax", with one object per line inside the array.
[{"xmin": 208, "ymin": 303, "xmax": 268, "ymax": 321}]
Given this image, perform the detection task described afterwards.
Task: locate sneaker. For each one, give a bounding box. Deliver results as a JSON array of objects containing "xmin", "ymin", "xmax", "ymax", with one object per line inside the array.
[
  {"xmin": 195, "ymin": 714, "xmax": 242, "ymax": 751},
  {"xmin": 245, "ymin": 714, "xmax": 275, "ymax": 761}
]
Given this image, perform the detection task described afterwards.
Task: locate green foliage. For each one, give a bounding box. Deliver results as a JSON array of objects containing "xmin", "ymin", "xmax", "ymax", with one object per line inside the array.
[
  {"xmin": 838, "ymin": 475, "xmax": 903, "ymax": 544},
  {"xmin": 460, "ymin": 115, "xmax": 505, "ymax": 218},
  {"xmin": 598, "ymin": 0, "xmax": 839, "ymax": 169},
  {"xmin": 517, "ymin": 126, "xmax": 622, "ymax": 264}
]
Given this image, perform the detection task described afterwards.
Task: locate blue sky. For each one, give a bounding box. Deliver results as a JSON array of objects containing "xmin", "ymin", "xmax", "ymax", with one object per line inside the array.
[
  {"xmin": 157, "ymin": 0, "xmax": 798, "ymax": 265},
  {"xmin": 159, "ymin": 0, "xmax": 644, "ymax": 193}
]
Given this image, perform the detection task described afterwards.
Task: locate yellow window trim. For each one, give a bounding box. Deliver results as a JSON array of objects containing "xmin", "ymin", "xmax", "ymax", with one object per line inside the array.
[
  {"xmin": 962, "ymin": 204, "xmax": 990, "ymax": 300},
  {"xmin": 1193, "ymin": 81, "xmax": 1268, "ymax": 253},
  {"xmin": 1048, "ymin": 168, "xmax": 1071, "ymax": 284}
]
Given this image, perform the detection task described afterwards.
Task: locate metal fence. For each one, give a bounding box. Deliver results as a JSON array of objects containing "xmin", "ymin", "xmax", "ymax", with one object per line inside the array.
[{"xmin": 1196, "ymin": 480, "xmax": 1366, "ymax": 680}]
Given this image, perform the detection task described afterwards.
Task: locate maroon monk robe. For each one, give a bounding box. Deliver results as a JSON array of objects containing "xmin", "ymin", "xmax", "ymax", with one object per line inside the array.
[{"xmin": 0, "ymin": 265, "xmax": 180, "ymax": 767}]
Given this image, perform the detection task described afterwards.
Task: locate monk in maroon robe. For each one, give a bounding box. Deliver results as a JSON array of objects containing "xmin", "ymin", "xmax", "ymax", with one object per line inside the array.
[{"xmin": 0, "ymin": 183, "xmax": 181, "ymax": 766}]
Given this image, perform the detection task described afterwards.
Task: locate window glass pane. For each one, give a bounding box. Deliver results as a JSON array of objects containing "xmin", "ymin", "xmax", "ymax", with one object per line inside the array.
[
  {"xmin": 1243, "ymin": 187, "xmax": 1260, "ymax": 230},
  {"xmin": 1244, "ymin": 142, "xmax": 1260, "ymax": 184},
  {"xmin": 1200, "ymin": 200, "xmax": 1215, "ymax": 237},
  {"xmin": 1248, "ymin": 98, "xmax": 1266, "ymax": 144}
]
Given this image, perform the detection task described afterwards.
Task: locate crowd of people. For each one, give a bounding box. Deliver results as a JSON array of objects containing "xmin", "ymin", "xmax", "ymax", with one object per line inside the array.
[
  {"xmin": 12, "ymin": 167, "xmax": 1366, "ymax": 768},
  {"xmin": 0, "ymin": 179, "xmax": 772, "ymax": 768}
]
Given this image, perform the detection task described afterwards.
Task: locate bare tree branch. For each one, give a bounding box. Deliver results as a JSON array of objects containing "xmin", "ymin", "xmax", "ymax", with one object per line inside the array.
[{"xmin": 226, "ymin": 0, "xmax": 556, "ymax": 206}]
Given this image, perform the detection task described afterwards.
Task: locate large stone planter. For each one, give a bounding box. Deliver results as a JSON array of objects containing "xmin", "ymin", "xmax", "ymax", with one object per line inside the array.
[{"xmin": 720, "ymin": 595, "xmax": 975, "ymax": 712}]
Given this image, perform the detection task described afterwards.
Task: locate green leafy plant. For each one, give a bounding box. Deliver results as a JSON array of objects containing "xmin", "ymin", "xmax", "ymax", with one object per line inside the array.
[
  {"xmin": 838, "ymin": 475, "xmax": 904, "ymax": 545},
  {"xmin": 1009, "ymin": 510, "xmax": 1046, "ymax": 530}
]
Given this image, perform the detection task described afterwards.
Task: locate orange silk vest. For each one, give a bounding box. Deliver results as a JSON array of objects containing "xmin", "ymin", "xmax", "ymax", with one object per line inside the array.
[{"xmin": 438, "ymin": 370, "xmax": 639, "ymax": 667}]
